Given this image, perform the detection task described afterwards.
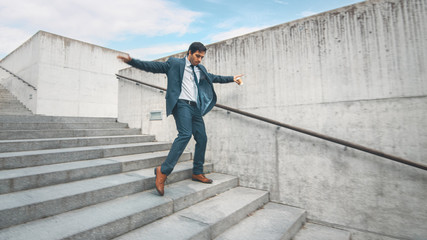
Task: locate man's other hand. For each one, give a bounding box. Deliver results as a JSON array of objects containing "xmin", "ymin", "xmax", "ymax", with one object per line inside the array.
[
  {"xmin": 234, "ymin": 74, "xmax": 244, "ymax": 85},
  {"xmin": 117, "ymin": 54, "xmax": 131, "ymax": 63}
]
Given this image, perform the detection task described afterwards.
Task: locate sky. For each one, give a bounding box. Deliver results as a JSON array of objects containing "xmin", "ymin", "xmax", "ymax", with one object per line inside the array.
[{"xmin": 0, "ymin": 0, "xmax": 363, "ymax": 61}]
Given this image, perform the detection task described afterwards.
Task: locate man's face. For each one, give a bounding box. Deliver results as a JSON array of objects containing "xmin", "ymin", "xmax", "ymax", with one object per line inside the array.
[{"xmin": 188, "ymin": 50, "xmax": 205, "ymax": 66}]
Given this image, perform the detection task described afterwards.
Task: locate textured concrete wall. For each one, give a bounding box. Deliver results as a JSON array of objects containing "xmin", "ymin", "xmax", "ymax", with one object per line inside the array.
[
  {"xmin": 0, "ymin": 31, "xmax": 128, "ymax": 117},
  {"xmin": 118, "ymin": 68, "xmax": 177, "ymax": 142},
  {"xmin": 118, "ymin": 0, "xmax": 427, "ymax": 239}
]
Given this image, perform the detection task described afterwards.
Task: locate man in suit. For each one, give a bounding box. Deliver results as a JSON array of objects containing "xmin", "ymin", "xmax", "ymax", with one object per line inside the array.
[{"xmin": 118, "ymin": 42, "xmax": 243, "ymax": 196}]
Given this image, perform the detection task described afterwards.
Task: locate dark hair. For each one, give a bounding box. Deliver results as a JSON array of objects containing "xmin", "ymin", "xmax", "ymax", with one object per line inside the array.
[{"xmin": 187, "ymin": 42, "xmax": 207, "ymax": 55}]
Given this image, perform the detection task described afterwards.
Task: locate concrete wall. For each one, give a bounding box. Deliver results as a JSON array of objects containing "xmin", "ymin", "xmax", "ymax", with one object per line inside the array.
[
  {"xmin": 118, "ymin": 0, "xmax": 427, "ymax": 239},
  {"xmin": 0, "ymin": 31, "xmax": 129, "ymax": 117}
]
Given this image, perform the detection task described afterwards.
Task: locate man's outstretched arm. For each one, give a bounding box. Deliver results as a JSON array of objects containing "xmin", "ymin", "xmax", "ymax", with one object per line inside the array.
[
  {"xmin": 210, "ymin": 73, "xmax": 244, "ymax": 85},
  {"xmin": 117, "ymin": 54, "xmax": 169, "ymax": 74}
]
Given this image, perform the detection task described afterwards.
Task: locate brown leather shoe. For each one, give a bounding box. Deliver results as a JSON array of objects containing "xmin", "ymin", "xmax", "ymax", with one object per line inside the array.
[
  {"xmin": 154, "ymin": 166, "xmax": 167, "ymax": 196},
  {"xmin": 192, "ymin": 174, "xmax": 213, "ymax": 184}
]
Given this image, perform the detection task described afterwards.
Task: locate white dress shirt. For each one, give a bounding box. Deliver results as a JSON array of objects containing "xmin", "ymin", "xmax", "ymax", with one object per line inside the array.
[{"xmin": 178, "ymin": 57, "xmax": 201, "ymax": 102}]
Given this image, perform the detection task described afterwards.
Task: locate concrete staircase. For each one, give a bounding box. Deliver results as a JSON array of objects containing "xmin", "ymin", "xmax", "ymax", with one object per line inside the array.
[
  {"xmin": 0, "ymin": 84, "xmax": 32, "ymax": 115},
  {"xmin": 0, "ymin": 115, "xmax": 351, "ymax": 239}
]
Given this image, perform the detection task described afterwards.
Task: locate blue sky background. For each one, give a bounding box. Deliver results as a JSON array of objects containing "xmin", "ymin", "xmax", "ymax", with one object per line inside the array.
[{"xmin": 0, "ymin": 0, "xmax": 362, "ymax": 60}]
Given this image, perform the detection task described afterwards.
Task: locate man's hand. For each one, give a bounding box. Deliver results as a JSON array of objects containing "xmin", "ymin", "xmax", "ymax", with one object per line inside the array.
[
  {"xmin": 117, "ymin": 54, "xmax": 131, "ymax": 63},
  {"xmin": 233, "ymin": 74, "xmax": 244, "ymax": 85}
]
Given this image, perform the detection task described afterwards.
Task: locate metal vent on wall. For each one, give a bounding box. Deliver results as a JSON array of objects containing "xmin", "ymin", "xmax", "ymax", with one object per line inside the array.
[{"xmin": 150, "ymin": 111, "xmax": 162, "ymax": 121}]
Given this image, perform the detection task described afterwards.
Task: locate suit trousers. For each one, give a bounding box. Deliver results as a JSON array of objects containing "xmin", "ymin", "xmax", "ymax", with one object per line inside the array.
[{"xmin": 161, "ymin": 100, "xmax": 207, "ymax": 175}]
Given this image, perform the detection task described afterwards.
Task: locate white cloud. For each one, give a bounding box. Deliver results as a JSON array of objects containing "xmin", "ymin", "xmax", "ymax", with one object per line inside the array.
[
  {"xmin": 0, "ymin": 0, "xmax": 201, "ymax": 56},
  {"xmin": 273, "ymin": 0, "xmax": 288, "ymax": 5},
  {"xmin": 0, "ymin": 27, "xmax": 32, "ymax": 58},
  {"xmin": 300, "ymin": 10, "xmax": 319, "ymax": 17},
  {"xmin": 215, "ymin": 18, "xmax": 240, "ymax": 29},
  {"xmin": 203, "ymin": 0, "xmax": 223, "ymax": 3},
  {"xmin": 128, "ymin": 26, "xmax": 269, "ymax": 60},
  {"xmin": 127, "ymin": 43, "xmax": 189, "ymax": 60},
  {"xmin": 209, "ymin": 26, "xmax": 267, "ymax": 43}
]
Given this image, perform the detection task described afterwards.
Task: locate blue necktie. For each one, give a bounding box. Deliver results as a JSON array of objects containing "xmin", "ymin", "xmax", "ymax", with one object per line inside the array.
[{"xmin": 191, "ymin": 65, "xmax": 201, "ymax": 108}]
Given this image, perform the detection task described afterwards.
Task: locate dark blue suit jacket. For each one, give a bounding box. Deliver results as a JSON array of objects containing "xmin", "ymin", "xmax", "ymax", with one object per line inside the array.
[{"xmin": 128, "ymin": 57, "xmax": 234, "ymax": 116}]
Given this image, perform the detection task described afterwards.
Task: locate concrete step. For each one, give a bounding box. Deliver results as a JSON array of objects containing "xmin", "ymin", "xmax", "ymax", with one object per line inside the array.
[
  {"xmin": 0, "ymin": 94, "xmax": 18, "ymax": 97},
  {"xmin": 0, "ymin": 89, "xmax": 15, "ymax": 92},
  {"xmin": 0, "ymin": 173, "xmax": 237, "ymax": 240},
  {"xmin": 0, "ymin": 128, "xmax": 141, "ymax": 140},
  {"xmin": 115, "ymin": 187, "xmax": 269, "ymax": 240},
  {"xmin": 0, "ymin": 105, "xmax": 26, "ymax": 109},
  {"xmin": 0, "ymin": 91, "xmax": 16, "ymax": 95},
  {"xmin": 0, "ymin": 106, "xmax": 30, "ymax": 111},
  {"xmin": 0, "ymin": 161, "xmax": 214, "ymax": 230},
  {"xmin": 0, "ymin": 97, "xmax": 23, "ymax": 101},
  {"xmin": 215, "ymin": 202, "xmax": 306, "ymax": 240},
  {"xmin": 0, "ymin": 115, "xmax": 117, "ymax": 123},
  {"xmin": 0, "ymin": 102, "xmax": 19, "ymax": 105},
  {"xmin": 293, "ymin": 223, "xmax": 351, "ymax": 240},
  {"xmin": 0, "ymin": 111, "xmax": 32, "ymax": 116},
  {"xmin": 0, "ymin": 122, "xmax": 128, "ymax": 130},
  {"xmin": 0, "ymin": 100, "xmax": 21, "ymax": 104},
  {"xmin": 0, "ymin": 110, "xmax": 32, "ymax": 115},
  {"xmin": 0, "ymin": 141, "xmax": 172, "ymax": 169},
  {"xmin": 0, "ymin": 151, "xmax": 191, "ymax": 194},
  {"xmin": 0, "ymin": 134, "xmax": 155, "ymax": 152},
  {"xmin": 0, "ymin": 92, "xmax": 15, "ymax": 97},
  {"xmin": 0, "ymin": 99, "xmax": 21, "ymax": 103},
  {"xmin": 0, "ymin": 101, "xmax": 25, "ymax": 106},
  {"xmin": 0, "ymin": 104, "xmax": 30, "ymax": 108}
]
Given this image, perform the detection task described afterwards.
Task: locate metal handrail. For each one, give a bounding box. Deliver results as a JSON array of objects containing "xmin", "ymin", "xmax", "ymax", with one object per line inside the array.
[
  {"xmin": 0, "ymin": 65, "xmax": 37, "ymax": 90},
  {"xmin": 116, "ymin": 73, "xmax": 427, "ymax": 171}
]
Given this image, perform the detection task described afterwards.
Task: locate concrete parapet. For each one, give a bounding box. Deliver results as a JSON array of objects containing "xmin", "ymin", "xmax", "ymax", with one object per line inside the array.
[{"xmin": 0, "ymin": 31, "xmax": 129, "ymax": 117}]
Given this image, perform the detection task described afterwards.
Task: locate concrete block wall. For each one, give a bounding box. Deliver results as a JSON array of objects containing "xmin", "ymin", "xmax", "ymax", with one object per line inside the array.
[
  {"xmin": 118, "ymin": 0, "xmax": 427, "ymax": 239},
  {"xmin": 0, "ymin": 31, "xmax": 129, "ymax": 117}
]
